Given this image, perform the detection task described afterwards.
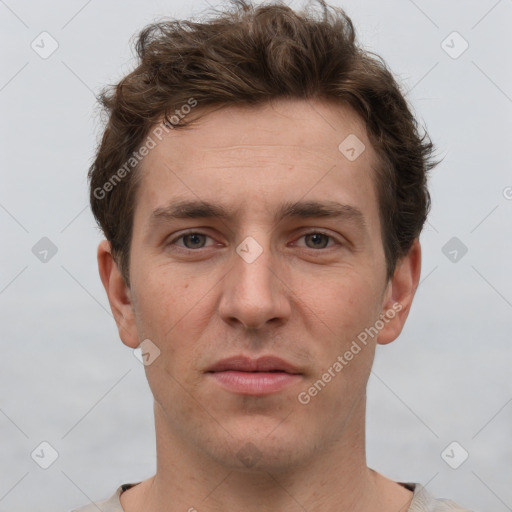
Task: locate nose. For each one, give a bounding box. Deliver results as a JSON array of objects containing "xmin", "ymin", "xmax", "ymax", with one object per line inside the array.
[{"xmin": 218, "ymin": 237, "xmax": 291, "ymax": 331}]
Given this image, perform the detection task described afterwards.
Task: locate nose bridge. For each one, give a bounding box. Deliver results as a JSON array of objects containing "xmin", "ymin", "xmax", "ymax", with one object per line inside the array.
[{"xmin": 219, "ymin": 234, "xmax": 289, "ymax": 329}]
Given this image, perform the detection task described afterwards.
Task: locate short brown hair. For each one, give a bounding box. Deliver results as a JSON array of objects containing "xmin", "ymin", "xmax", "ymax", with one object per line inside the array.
[{"xmin": 89, "ymin": 0, "xmax": 437, "ymax": 286}]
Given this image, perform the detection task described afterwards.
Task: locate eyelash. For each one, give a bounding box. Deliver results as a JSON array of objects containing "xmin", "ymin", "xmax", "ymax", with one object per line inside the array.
[{"xmin": 167, "ymin": 230, "xmax": 341, "ymax": 251}]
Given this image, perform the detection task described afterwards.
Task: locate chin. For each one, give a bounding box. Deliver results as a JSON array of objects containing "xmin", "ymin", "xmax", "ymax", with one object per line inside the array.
[{"xmin": 207, "ymin": 419, "xmax": 315, "ymax": 473}]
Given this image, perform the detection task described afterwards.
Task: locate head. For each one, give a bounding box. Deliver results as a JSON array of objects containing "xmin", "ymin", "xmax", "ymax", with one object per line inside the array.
[{"xmin": 92, "ymin": 0, "xmax": 436, "ymax": 472}]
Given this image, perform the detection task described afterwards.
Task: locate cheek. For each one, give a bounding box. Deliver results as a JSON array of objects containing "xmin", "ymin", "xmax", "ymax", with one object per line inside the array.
[
  {"xmin": 132, "ymin": 262, "xmax": 197, "ymax": 329},
  {"xmin": 131, "ymin": 272, "xmax": 215, "ymax": 372},
  {"xmin": 300, "ymin": 269, "xmax": 381, "ymax": 337}
]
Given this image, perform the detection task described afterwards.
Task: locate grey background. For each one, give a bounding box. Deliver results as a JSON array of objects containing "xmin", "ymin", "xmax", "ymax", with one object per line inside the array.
[{"xmin": 1, "ymin": 0, "xmax": 511, "ymax": 511}]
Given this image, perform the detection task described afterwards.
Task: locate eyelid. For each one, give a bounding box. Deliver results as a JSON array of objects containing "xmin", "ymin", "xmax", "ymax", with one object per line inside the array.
[
  {"xmin": 167, "ymin": 228, "xmax": 342, "ymax": 250},
  {"xmin": 291, "ymin": 229, "xmax": 341, "ymax": 248},
  {"xmin": 168, "ymin": 230, "xmax": 217, "ymax": 248}
]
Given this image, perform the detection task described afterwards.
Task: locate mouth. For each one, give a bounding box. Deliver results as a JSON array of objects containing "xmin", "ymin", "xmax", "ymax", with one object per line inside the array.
[
  {"xmin": 206, "ymin": 355, "xmax": 303, "ymax": 395},
  {"xmin": 206, "ymin": 355, "xmax": 301, "ymax": 374}
]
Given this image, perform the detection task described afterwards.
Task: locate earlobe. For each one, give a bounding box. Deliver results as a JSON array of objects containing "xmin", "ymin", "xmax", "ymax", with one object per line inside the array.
[
  {"xmin": 97, "ymin": 240, "xmax": 140, "ymax": 348},
  {"xmin": 377, "ymin": 239, "xmax": 422, "ymax": 346}
]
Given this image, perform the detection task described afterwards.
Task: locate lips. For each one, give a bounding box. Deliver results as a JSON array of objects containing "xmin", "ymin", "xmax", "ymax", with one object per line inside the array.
[
  {"xmin": 206, "ymin": 355, "xmax": 301, "ymax": 375},
  {"xmin": 206, "ymin": 355, "xmax": 302, "ymax": 395}
]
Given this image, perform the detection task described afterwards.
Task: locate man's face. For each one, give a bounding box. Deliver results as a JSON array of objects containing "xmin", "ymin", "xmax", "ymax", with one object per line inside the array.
[{"xmin": 112, "ymin": 99, "xmax": 404, "ymax": 470}]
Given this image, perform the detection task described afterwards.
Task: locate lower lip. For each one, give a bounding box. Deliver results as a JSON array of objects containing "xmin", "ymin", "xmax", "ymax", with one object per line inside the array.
[{"xmin": 208, "ymin": 371, "xmax": 301, "ymax": 395}]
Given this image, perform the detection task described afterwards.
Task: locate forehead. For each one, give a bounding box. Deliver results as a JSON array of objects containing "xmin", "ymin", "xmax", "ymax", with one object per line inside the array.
[
  {"xmin": 134, "ymin": 98, "xmax": 380, "ymax": 228},
  {"xmin": 163, "ymin": 98, "xmax": 374, "ymax": 162}
]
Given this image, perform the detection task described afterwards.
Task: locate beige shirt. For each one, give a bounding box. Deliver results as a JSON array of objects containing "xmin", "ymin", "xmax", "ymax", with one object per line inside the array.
[{"xmin": 71, "ymin": 481, "xmax": 472, "ymax": 511}]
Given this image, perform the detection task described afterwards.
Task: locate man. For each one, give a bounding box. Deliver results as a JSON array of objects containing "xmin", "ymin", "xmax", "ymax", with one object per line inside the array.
[{"xmin": 75, "ymin": 1, "xmax": 471, "ymax": 510}]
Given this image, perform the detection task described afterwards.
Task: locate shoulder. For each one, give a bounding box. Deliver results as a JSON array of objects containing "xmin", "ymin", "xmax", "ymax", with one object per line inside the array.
[
  {"xmin": 70, "ymin": 483, "xmax": 139, "ymax": 512},
  {"xmin": 406, "ymin": 482, "xmax": 473, "ymax": 512}
]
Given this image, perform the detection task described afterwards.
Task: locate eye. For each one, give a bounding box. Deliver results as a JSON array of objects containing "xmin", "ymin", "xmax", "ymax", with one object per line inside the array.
[
  {"xmin": 168, "ymin": 230, "xmax": 340, "ymax": 252},
  {"xmin": 170, "ymin": 232, "xmax": 213, "ymax": 249},
  {"xmin": 298, "ymin": 231, "xmax": 338, "ymax": 249}
]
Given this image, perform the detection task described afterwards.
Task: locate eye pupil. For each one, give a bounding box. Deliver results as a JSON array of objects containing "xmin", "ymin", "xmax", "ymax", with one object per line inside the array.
[
  {"xmin": 305, "ymin": 233, "xmax": 329, "ymax": 249},
  {"xmin": 183, "ymin": 233, "xmax": 206, "ymax": 248}
]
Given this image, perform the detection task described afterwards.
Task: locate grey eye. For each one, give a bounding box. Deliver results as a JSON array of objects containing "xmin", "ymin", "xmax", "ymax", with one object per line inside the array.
[
  {"xmin": 304, "ymin": 233, "xmax": 330, "ymax": 249},
  {"xmin": 182, "ymin": 233, "xmax": 208, "ymax": 249}
]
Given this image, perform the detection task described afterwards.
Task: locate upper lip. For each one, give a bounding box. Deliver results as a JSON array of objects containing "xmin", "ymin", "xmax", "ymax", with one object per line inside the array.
[{"xmin": 206, "ymin": 355, "xmax": 301, "ymax": 374}]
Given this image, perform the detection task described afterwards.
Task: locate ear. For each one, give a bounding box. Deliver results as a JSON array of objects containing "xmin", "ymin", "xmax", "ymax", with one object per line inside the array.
[
  {"xmin": 377, "ymin": 238, "xmax": 422, "ymax": 346},
  {"xmin": 97, "ymin": 240, "xmax": 139, "ymax": 348}
]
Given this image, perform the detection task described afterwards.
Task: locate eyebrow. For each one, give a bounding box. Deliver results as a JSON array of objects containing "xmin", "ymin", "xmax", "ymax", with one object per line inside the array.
[{"xmin": 149, "ymin": 199, "xmax": 367, "ymax": 229}]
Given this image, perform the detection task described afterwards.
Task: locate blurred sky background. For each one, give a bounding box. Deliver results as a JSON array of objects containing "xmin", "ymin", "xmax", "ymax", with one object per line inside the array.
[{"xmin": 1, "ymin": 0, "xmax": 511, "ymax": 511}]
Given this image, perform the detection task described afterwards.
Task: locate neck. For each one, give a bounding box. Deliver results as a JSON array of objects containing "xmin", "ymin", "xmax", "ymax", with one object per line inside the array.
[{"xmin": 122, "ymin": 393, "xmax": 410, "ymax": 512}]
